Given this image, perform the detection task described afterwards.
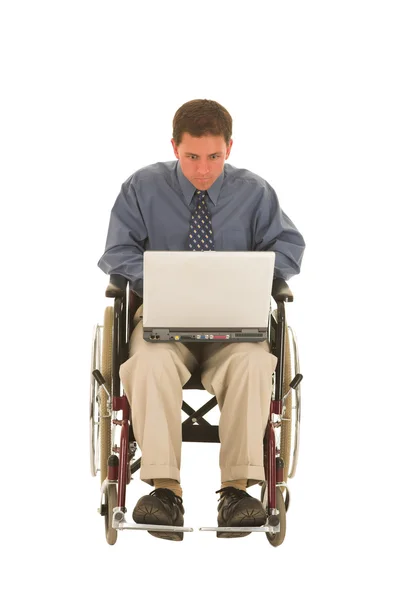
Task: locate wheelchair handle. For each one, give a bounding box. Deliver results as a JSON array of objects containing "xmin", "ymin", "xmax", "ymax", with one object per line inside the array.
[
  {"xmin": 289, "ymin": 374, "xmax": 303, "ymax": 390},
  {"xmin": 92, "ymin": 369, "xmax": 113, "ymax": 417},
  {"xmin": 92, "ymin": 369, "xmax": 106, "ymax": 387},
  {"xmin": 281, "ymin": 373, "xmax": 303, "ymax": 419},
  {"xmin": 92, "ymin": 369, "xmax": 112, "ymax": 400},
  {"xmin": 281, "ymin": 374, "xmax": 303, "ymax": 403}
]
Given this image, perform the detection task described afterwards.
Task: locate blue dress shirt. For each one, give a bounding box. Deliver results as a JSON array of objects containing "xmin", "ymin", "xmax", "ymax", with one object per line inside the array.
[{"xmin": 98, "ymin": 160, "xmax": 305, "ymax": 297}]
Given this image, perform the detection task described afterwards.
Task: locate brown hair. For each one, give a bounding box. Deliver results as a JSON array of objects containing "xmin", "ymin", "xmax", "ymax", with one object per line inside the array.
[{"xmin": 172, "ymin": 99, "xmax": 233, "ymax": 146}]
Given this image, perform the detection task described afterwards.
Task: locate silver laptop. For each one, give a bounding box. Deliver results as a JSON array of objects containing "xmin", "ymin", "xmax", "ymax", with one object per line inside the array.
[{"xmin": 142, "ymin": 251, "xmax": 275, "ymax": 342}]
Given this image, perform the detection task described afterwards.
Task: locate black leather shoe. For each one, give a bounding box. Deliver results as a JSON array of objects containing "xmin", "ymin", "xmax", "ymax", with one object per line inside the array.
[
  {"xmin": 216, "ymin": 486, "xmax": 267, "ymax": 538},
  {"xmin": 132, "ymin": 488, "xmax": 185, "ymax": 541}
]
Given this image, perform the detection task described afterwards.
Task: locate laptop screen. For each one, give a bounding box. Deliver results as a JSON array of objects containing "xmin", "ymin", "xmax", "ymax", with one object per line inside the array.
[{"xmin": 143, "ymin": 251, "xmax": 275, "ymax": 329}]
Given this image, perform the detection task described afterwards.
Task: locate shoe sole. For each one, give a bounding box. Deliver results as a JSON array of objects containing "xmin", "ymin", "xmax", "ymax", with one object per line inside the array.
[
  {"xmin": 217, "ymin": 507, "xmax": 267, "ymax": 538},
  {"xmin": 133, "ymin": 502, "xmax": 184, "ymax": 542}
]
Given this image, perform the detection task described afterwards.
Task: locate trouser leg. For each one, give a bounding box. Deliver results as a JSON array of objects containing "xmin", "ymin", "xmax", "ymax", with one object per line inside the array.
[
  {"xmin": 119, "ymin": 306, "xmax": 200, "ymax": 486},
  {"xmin": 200, "ymin": 341, "xmax": 278, "ymax": 487}
]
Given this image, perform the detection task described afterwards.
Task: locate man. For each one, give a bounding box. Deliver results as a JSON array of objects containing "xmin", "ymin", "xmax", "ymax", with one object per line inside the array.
[{"xmin": 98, "ymin": 99, "xmax": 305, "ymax": 541}]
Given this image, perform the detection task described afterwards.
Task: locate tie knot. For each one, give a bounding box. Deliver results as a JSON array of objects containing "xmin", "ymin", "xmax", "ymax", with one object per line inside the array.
[{"xmin": 195, "ymin": 189, "xmax": 207, "ymax": 202}]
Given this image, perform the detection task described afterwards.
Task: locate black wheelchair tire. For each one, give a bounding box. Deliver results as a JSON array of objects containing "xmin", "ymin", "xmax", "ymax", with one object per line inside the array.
[
  {"xmin": 265, "ymin": 485, "xmax": 286, "ymax": 547},
  {"xmin": 104, "ymin": 483, "xmax": 118, "ymax": 545}
]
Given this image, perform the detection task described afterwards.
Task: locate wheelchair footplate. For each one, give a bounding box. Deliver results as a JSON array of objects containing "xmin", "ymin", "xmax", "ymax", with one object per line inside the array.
[
  {"xmin": 199, "ymin": 523, "xmax": 280, "ymax": 534},
  {"xmin": 111, "ymin": 508, "xmax": 278, "ymax": 535},
  {"xmin": 112, "ymin": 508, "xmax": 194, "ymax": 533}
]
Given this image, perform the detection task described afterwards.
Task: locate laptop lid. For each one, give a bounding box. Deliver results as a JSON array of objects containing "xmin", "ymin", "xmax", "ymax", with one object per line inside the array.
[{"xmin": 143, "ymin": 251, "xmax": 275, "ymax": 330}]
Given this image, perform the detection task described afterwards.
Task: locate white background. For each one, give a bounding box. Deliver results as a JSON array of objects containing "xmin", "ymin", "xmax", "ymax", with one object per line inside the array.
[{"xmin": 2, "ymin": 1, "xmax": 399, "ymax": 598}]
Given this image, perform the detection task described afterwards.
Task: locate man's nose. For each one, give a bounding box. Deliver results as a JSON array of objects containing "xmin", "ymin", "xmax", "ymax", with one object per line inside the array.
[{"xmin": 197, "ymin": 160, "xmax": 210, "ymax": 175}]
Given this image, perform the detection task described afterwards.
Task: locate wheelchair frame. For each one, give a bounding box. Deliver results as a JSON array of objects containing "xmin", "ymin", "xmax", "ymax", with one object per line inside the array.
[{"xmin": 92, "ymin": 274, "xmax": 301, "ymax": 543}]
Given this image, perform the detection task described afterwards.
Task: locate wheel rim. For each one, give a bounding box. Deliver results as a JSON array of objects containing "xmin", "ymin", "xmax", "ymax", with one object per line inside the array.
[
  {"xmin": 287, "ymin": 325, "xmax": 301, "ymax": 478},
  {"xmin": 89, "ymin": 324, "xmax": 101, "ymax": 477},
  {"xmin": 281, "ymin": 324, "xmax": 293, "ymax": 483},
  {"xmin": 100, "ymin": 307, "xmax": 113, "ymax": 484}
]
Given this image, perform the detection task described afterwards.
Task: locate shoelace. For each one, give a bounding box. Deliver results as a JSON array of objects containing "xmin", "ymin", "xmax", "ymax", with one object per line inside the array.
[
  {"xmin": 150, "ymin": 488, "xmax": 183, "ymax": 508},
  {"xmin": 215, "ymin": 486, "xmax": 250, "ymax": 499}
]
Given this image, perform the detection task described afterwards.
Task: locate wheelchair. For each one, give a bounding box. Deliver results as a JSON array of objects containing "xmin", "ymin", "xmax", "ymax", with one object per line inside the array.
[{"xmin": 89, "ymin": 274, "xmax": 302, "ymax": 546}]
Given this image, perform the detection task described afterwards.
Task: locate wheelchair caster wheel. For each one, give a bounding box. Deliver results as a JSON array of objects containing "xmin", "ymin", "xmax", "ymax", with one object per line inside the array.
[
  {"xmin": 261, "ymin": 483, "xmax": 287, "ymax": 547},
  {"xmin": 104, "ymin": 483, "xmax": 118, "ymax": 545}
]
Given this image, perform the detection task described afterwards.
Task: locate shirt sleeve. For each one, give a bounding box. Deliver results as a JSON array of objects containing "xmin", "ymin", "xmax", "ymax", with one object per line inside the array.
[
  {"xmin": 97, "ymin": 179, "xmax": 148, "ymax": 297},
  {"xmin": 254, "ymin": 184, "xmax": 306, "ymax": 280}
]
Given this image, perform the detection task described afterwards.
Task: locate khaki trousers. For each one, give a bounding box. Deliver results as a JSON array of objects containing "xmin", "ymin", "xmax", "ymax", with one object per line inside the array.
[{"xmin": 119, "ymin": 305, "xmax": 278, "ymax": 488}]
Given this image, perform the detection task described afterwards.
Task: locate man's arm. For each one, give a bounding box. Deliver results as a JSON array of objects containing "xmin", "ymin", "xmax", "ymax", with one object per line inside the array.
[
  {"xmin": 254, "ymin": 185, "xmax": 305, "ymax": 280},
  {"xmin": 97, "ymin": 180, "xmax": 148, "ymax": 297}
]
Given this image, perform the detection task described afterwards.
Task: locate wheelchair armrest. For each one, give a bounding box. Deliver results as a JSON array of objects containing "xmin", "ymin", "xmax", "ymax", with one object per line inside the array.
[
  {"xmin": 105, "ymin": 274, "xmax": 128, "ymax": 298},
  {"xmin": 272, "ymin": 278, "xmax": 294, "ymax": 302}
]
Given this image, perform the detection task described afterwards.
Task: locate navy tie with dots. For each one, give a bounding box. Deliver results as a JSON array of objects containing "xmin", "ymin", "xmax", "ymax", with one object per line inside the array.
[{"xmin": 188, "ymin": 189, "xmax": 215, "ymax": 251}]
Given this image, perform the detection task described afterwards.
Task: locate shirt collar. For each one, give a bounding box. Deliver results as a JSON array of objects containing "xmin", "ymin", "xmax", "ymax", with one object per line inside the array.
[{"xmin": 176, "ymin": 160, "xmax": 224, "ymax": 207}]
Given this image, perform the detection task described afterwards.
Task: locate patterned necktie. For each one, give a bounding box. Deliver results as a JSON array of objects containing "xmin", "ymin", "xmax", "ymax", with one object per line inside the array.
[{"xmin": 188, "ymin": 189, "xmax": 215, "ymax": 251}]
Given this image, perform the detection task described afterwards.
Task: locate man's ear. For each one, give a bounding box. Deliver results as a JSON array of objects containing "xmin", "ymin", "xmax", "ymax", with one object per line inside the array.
[
  {"xmin": 171, "ymin": 138, "xmax": 179, "ymax": 159},
  {"xmin": 226, "ymin": 139, "xmax": 233, "ymax": 159}
]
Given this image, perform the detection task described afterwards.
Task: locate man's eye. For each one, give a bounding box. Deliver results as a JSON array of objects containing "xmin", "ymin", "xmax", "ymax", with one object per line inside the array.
[{"xmin": 188, "ymin": 155, "xmax": 218, "ymax": 159}]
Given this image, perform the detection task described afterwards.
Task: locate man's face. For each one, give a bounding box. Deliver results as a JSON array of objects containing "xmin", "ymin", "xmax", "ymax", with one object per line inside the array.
[{"xmin": 171, "ymin": 133, "xmax": 233, "ymax": 191}]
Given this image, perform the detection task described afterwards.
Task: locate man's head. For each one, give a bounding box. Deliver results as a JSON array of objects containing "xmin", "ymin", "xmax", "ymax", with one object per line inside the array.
[{"xmin": 171, "ymin": 99, "xmax": 233, "ymax": 191}]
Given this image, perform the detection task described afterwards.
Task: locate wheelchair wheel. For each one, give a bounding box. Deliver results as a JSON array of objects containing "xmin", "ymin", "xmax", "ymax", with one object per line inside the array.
[
  {"xmin": 89, "ymin": 325, "xmax": 101, "ymax": 477},
  {"xmin": 271, "ymin": 310, "xmax": 302, "ymax": 484},
  {"xmin": 261, "ymin": 483, "xmax": 286, "ymax": 547},
  {"xmin": 104, "ymin": 482, "xmax": 118, "ymax": 545},
  {"xmin": 287, "ymin": 325, "xmax": 302, "ymax": 478},
  {"xmin": 100, "ymin": 306, "xmax": 113, "ymax": 484},
  {"xmin": 281, "ymin": 323, "xmax": 293, "ymax": 483}
]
